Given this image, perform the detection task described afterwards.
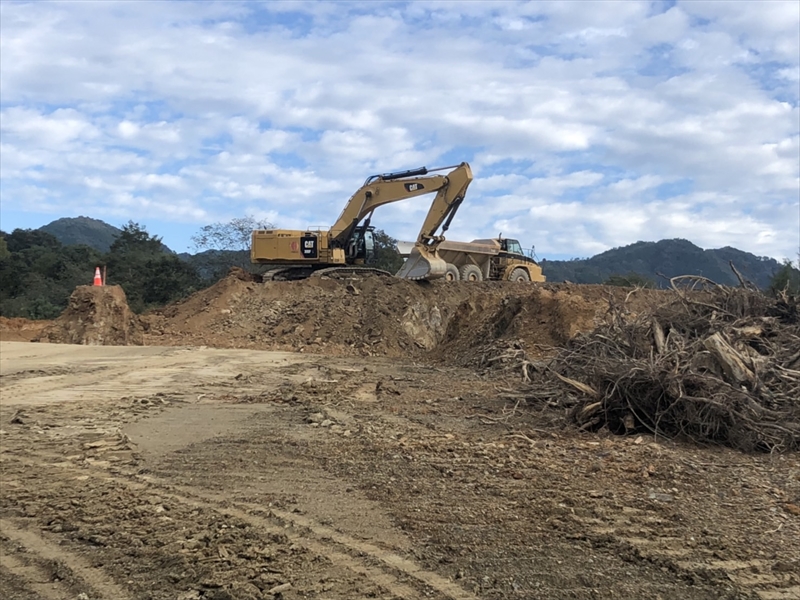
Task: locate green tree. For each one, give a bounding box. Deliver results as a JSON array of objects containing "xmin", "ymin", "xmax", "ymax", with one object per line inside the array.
[
  {"xmin": 371, "ymin": 229, "xmax": 404, "ymax": 273},
  {"xmin": 604, "ymin": 272, "xmax": 656, "ymax": 288},
  {"xmin": 105, "ymin": 222, "xmax": 202, "ymax": 313},
  {"xmin": 0, "ymin": 229, "xmax": 101, "ymax": 319},
  {"xmin": 768, "ymin": 259, "xmax": 800, "ymax": 296},
  {"xmin": 110, "ymin": 221, "xmax": 166, "ymax": 255}
]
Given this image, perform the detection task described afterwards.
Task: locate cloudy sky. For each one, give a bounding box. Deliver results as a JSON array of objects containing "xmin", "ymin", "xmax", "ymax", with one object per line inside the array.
[{"xmin": 1, "ymin": 1, "xmax": 798, "ymax": 260}]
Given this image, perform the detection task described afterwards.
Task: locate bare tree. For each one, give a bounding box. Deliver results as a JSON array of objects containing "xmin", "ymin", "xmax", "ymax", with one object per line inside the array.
[{"xmin": 191, "ymin": 216, "xmax": 274, "ymax": 252}]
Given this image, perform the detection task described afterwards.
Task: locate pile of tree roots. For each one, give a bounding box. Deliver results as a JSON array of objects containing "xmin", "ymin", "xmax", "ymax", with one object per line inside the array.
[{"xmin": 517, "ymin": 277, "xmax": 800, "ymax": 452}]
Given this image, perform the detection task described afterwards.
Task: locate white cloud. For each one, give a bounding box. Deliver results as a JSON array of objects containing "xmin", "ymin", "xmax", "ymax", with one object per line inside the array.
[{"xmin": 0, "ymin": 0, "xmax": 797, "ymax": 259}]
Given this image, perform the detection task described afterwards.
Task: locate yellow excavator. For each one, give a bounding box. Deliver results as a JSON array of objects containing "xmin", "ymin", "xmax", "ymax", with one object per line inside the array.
[{"xmin": 251, "ymin": 163, "xmax": 473, "ymax": 280}]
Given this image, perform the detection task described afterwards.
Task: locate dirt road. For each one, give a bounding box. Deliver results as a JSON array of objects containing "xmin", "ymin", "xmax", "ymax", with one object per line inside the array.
[{"xmin": 1, "ymin": 341, "xmax": 799, "ymax": 599}]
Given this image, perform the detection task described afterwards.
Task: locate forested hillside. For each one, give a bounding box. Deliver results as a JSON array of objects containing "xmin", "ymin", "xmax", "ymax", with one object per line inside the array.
[
  {"xmin": 541, "ymin": 239, "xmax": 783, "ymax": 289},
  {"xmin": 1, "ymin": 219, "xmax": 796, "ymax": 320},
  {"xmin": 39, "ymin": 216, "xmax": 123, "ymax": 253},
  {"xmin": 1, "ymin": 223, "xmax": 203, "ymax": 318}
]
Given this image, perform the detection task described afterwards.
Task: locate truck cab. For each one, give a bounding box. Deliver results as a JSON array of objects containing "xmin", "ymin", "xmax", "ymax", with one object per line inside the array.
[{"xmin": 500, "ymin": 238, "xmax": 523, "ymax": 256}]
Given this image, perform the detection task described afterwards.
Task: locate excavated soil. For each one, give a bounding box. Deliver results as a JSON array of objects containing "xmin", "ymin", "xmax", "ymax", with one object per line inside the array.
[
  {"xmin": 2, "ymin": 274, "xmax": 799, "ymax": 600},
  {"xmin": 139, "ymin": 273, "xmax": 663, "ymax": 363},
  {"xmin": 36, "ymin": 285, "xmax": 143, "ymax": 346},
  {"xmin": 0, "ymin": 317, "xmax": 50, "ymax": 343}
]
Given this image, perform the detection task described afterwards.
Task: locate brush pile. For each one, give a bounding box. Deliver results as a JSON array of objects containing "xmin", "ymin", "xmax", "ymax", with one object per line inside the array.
[{"xmin": 517, "ymin": 277, "xmax": 800, "ymax": 452}]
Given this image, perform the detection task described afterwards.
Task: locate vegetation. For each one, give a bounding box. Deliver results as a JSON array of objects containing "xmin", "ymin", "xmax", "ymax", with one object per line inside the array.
[
  {"xmin": 371, "ymin": 229, "xmax": 404, "ymax": 274},
  {"xmin": 39, "ymin": 216, "xmax": 122, "ymax": 253},
  {"xmin": 0, "ymin": 229, "xmax": 103, "ymax": 319},
  {"xmin": 104, "ymin": 222, "xmax": 204, "ymax": 312},
  {"xmin": 1, "ymin": 217, "xmax": 793, "ymax": 320},
  {"xmin": 0, "ymin": 222, "xmax": 203, "ymax": 318},
  {"xmin": 603, "ymin": 272, "xmax": 656, "ymax": 288},
  {"xmin": 768, "ymin": 259, "xmax": 800, "ymax": 296},
  {"xmin": 541, "ymin": 239, "xmax": 782, "ymax": 289}
]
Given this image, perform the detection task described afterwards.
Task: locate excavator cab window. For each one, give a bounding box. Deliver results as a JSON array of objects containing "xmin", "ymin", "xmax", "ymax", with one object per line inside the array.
[
  {"xmin": 348, "ymin": 227, "xmax": 376, "ymax": 263},
  {"xmin": 363, "ymin": 229, "xmax": 375, "ymax": 262},
  {"xmin": 503, "ymin": 239, "xmax": 523, "ymax": 255}
]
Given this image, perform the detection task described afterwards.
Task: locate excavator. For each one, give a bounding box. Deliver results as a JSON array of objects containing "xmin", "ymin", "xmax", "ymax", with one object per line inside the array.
[{"xmin": 250, "ymin": 162, "xmax": 473, "ymax": 280}]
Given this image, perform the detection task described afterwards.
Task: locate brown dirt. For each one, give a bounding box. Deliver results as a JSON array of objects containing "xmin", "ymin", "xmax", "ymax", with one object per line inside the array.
[
  {"xmin": 1, "ymin": 341, "xmax": 798, "ymax": 600},
  {"xmin": 0, "ymin": 317, "xmax": 50, "ymax": 343},
  {"xmin": 141, "ymin": 273, "xmax": 664, "ymax": 362},
  {"xmin": 2, "ymin": 274, "xmax": 798, "ymax": 600},
  {"xmin": 36, "ymin": 285, "xmax": 143, "ymax": 346}
]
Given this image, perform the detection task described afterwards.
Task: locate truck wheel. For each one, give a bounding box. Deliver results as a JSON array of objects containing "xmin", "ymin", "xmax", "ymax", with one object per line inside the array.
[
  {"xmin": 459, "ymin": 264, "xmax": 483, "ymax": 282},
  {"xmin": 444, "ymin": 263, "xmax": 460, "ymax": 281},
  {"xmin": 508, "ymin": 267, "xmax": 530, "ymax": 282}
]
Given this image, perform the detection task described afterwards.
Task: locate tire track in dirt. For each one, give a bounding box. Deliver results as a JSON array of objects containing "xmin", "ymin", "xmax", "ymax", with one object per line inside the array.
[
  {"xmin": 0, "ymin": 540, "xmax": 73, "ymax": 600},
  {"xmin": 9, "ymin": 453, "xmax": 478, "ymax": 600},
  {"xmin": 177, "ymin": 491, "xmax": 479, "ymax": 600},
  {"xmin": 303, "ymin": 407, "xmax": 800, "ymax": 600},
  {"xmin": 0, "ymin": 519, "xmax": 133, "ymax": 600},
  {"xmin": 605, "ymin": 532, "xmax": 800, "ymax": 600}
]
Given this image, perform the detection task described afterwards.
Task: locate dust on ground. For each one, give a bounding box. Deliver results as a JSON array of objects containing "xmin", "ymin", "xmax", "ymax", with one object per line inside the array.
[{"xmin": 2, "ymin": 273, "xmax": 799, "ymax": 600}]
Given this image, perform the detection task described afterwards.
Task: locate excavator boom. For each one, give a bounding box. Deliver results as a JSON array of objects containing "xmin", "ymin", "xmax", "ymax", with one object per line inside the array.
[{"xmin": 329, "ymin": 173, "xmax": 448, "ymax": 245}]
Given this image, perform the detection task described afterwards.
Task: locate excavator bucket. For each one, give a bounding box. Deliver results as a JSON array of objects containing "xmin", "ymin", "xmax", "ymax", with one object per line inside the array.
[{"xmin": 396, "ymin": 246, "xmax": 447, "ymax": 280}]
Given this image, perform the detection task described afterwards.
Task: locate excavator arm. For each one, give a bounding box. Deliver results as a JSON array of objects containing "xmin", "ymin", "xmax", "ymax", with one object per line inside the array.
[
  {"xmin": 328, "ymin": 163, "xmax": 473, "ymax": 248},
  {"xmin": 394, "ymin": 163, "xmax": 474, "ymax": 280},
  {"xmin": 412, "ymin": 163, "xmax": 472, "ymax": 247}
]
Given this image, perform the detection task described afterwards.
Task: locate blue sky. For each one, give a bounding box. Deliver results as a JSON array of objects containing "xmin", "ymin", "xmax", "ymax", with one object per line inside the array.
[{"xmin": 1, "ymin": 1, "xmax": 798, "ymax": 261}]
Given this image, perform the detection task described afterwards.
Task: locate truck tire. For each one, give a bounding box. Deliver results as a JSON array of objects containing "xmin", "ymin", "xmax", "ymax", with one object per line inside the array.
[
  {"xmin": 508, "ymin": 267, "xmax": 530, "ymax": 282},
  {"xmin": 459, "ymin": 264, "xmax": 482, "ymax": 282},
  {"xmin": 444, "ymin": 263, "xmax": 460, "ymax": 282}
]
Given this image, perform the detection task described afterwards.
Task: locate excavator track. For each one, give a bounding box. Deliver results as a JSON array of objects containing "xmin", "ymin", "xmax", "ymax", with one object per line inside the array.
[
  {"xmin": 311, "ymin": 266, "xmax": 393, "ymax": 278},
  {"xmin": 265, "ymin": 267, "xmax": 314, "ymax": 281},
  {"xmin": 264, "ymin": 266, "xmax": 393, "ymax": 281}
]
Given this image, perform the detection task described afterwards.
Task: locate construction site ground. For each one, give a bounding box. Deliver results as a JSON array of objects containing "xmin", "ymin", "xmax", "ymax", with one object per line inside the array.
[{"xmin": 1, "ymin": 275, "xmax": 798, "ymax": 600}]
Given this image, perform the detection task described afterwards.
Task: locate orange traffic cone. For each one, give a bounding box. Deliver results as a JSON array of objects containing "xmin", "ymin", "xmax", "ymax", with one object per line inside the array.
[{"xmin": 93, "ymin": 267, "xmax": 103, "ymax": 286}]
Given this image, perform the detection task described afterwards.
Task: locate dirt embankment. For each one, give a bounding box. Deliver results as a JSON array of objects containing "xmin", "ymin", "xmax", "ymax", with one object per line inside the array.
[
  {"xmin": 0, "ymin": 317, "xmax": 50, "ymax": 342},
  {"xmin": 139, "ymin": 272, "xmax": 663, "ymax": 361},
  {"xmin": 36, "ymin": 285, "xmax": 143, "ymax": 346},
  {"xmin": 12, "ymin": 272, "xmax": 664, "ymax": 360}
]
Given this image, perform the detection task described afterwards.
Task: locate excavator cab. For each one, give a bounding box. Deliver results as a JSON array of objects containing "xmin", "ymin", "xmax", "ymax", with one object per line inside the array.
[{"xmin": 346, "ymin": 226, "xmax": 376, "ymax": 263}]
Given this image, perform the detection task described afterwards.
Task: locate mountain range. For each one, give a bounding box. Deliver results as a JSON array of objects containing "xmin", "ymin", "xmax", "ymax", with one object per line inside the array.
[
  {"xmin": 35, "ymin": 217, "xmax": 785, "ymax": 288},
  {"xmin": 39, "ymin": 216, "xmax": 123, "ymax": 253},
  {"xmin": 540, "ymin": 239, "xmax": 782, "ymax": 289}
]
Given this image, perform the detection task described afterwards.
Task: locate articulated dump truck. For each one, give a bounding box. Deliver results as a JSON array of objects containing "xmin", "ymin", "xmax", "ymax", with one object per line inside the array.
[{"xmin": 396, "ymin": 236, "xmax": 546, "ymax": 282}]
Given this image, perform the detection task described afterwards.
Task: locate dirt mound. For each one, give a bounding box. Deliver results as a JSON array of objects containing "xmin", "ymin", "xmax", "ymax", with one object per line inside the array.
[
  {"xmin": 0, "ymin": 316, "xmax": 51, "ymax": 342},
  {"xmin": 142, "ymin": 272, "xmax": 663, "ymax": 360},
  {"xmin": 437, "ymin": 284, "xmax": 664, "ymax": 366},
  {"xmin": 37, "ymin": 285, "xmax": 143, "ymax": 346}
]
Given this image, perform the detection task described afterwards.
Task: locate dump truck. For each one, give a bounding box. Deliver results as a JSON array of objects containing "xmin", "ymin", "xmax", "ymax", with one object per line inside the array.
[
  {"xmin": 396, "ymin": 236, "xmax": 546, "ymax": 282},
  {"xmin": 251, "ymin": 163, "xmax": 473, "ymax": 280}
]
